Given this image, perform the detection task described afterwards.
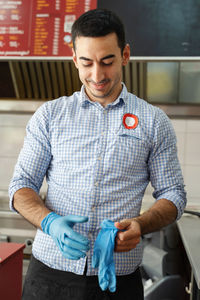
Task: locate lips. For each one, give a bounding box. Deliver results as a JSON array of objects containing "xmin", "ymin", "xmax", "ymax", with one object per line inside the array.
[
  {"xmin": 88, "ymin": 79, "xmax": 110, "ymax": 91},
  {"xmin": 93, "ymin": 83, "xmax": 107, "ymax": 90}
]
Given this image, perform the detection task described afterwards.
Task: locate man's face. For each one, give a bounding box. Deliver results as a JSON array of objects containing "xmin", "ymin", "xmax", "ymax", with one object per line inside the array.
[{"xmin": 72, "ymin": 33, "xmax": 130, "ymax": 106}]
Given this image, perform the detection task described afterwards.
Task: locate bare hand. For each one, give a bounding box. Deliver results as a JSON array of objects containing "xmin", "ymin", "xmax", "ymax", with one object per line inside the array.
[{"xmin": 114, "ymin": 219, "xmax": 141, "ymax": 252}]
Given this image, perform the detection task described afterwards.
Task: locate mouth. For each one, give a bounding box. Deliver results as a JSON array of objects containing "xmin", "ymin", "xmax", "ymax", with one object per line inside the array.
[{"xmin": 88, "ymin": 80, "xmax": 110, "ymax": 91}]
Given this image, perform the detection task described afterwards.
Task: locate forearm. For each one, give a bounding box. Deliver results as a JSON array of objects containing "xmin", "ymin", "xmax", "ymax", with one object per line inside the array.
[
  {"xmin": 134, "ymin": 198, "xmax": 177, "ymax": 235},
  {"xmin": 13, "ymin": 187, "xmax": 51, "ymax": 229}
]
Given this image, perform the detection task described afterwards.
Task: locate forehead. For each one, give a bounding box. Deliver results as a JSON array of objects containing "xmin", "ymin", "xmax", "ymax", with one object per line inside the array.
[{"xmin": 74, "ymin": 33, "xmax": 121, "ymax": 58}]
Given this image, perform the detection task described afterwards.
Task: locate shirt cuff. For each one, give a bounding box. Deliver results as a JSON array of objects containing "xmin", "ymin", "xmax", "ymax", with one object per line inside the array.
[
  {"xmin": 157, "ymin": 190, "xmax": 187, "ymax": 220},
  {"xmin": 9, "ymin": 184, "xmax": 39, "ymax": 212}
]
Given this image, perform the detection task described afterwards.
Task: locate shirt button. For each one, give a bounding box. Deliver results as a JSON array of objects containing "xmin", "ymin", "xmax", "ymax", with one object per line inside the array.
[
  {"xmin": 103, "ymin": 110, "xmax": 107, "ymax": 114},
  {"xmin": 98, "ymin": 156, "xmax": 102, "ymax": 160},
  {"xmin": 101, "ymin": 131, "xmax": 104, "ymax": 136},
  {"xmin": 94, "ymin": 182, "xmax": 99, "ymax": 187},
  {"xmin": 91, "ymin": 206, "xmax": 95, "ymax": 212}
]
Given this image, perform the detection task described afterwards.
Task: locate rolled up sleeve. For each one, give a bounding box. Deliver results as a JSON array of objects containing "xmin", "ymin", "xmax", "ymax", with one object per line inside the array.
[
  {"xmin": 148, "ymin": 109, "xmax": 187, "ymax": 220},
  {"xmin": 9, "ymin": 103, "xmax": 51, "ymax": 211}
]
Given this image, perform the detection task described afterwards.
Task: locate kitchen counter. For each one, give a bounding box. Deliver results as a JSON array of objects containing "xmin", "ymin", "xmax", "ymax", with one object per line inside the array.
[{"xmin": 177, "ymin": 214, "xmax": 200, "ymax": 299}]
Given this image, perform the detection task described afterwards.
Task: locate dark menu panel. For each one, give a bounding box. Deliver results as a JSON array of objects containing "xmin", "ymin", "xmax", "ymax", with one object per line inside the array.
[{"xmin": 98, "ymin": 0, "xmax": 200, "ymax": 56}]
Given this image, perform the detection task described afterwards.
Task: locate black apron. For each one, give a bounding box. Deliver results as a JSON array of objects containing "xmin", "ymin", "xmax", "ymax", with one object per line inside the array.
[{"xmin": 22, "ymin": 255, "xmax": 144, "ymax": 300}]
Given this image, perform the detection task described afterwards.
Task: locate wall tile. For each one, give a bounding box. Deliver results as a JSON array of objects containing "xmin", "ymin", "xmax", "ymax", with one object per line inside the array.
[
  {"xmin": 186, "ymin": 119, "xmax": 200, "ymax": 133},
  {"xmin": 0, "ymin": 157, "xmax": 17, "ymax": 190},
  {"xmin": 185, "ymin": 133, "xmax": 200, "ymax": 165},
  {"xmin": 175, "ymin": 132, "xmax": 186, "ymax": 164},
  {"xmin": 184, "ymin": 165, "xmax": 200, "ymax": 198},
  {"xmin": 171, "ymin": 119, "xmax": 187, "ymax": 133},
  {"xmin": 0, "ymin": 127, "xmax": 26, "ymax": 156},
  {"xmin": 185, "ymin": 197, "xmax": 200, "ymax": 208},
  {"xmin": 0, "ymin": 114, "xmax": 31, "ymax": 126}
]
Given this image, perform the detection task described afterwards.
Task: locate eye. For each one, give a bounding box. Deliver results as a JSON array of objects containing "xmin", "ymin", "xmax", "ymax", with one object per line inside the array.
[
  {"xmin": 82, "ymin": 63, "xmax": 92, "ymax": 67},
  {"xmin": 103, "ymin": 62, "xmax": 113, "ymax": 66},
  {"xmin": 101, "ymin": 58, "xmax": 114, "ymax": 66}
]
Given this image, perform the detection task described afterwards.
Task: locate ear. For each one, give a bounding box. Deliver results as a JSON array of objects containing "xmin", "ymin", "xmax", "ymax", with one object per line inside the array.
[
  {"xmin": 72, "ymin": 48, "xmax": 78, "ymax": 69},
  {"xmin": 122, "ymin": 44, "xmax": 130, "ymax": 66}
]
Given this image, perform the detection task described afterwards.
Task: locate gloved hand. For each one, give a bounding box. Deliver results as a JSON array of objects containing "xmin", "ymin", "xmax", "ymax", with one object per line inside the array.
[
  {"xmin": 92, "ymin": 220, "xmax": 119, "ymax": 292},
  {"xmin": 41, "ymin": 212, "xmax": 90, "ymax": 260}
]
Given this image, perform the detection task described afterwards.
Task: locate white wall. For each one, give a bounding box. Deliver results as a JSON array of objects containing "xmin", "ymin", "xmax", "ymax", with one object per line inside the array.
[
  {"xmin": 0, "ymin": 113, "xmax": 47, "ymax": 210},
  {"xmin": 0, "ymin": 113, "xmax": 199, "ymax": 210},
  {"xmin": 143, "ymin": 119, "xmax": 200, "ymax": 210}
]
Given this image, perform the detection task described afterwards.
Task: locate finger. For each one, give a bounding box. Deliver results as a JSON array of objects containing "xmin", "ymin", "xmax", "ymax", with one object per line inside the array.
[
  {"xmin": 92, "ymin": 250, "xmax": 100, "ymax": 268},
  {"xmin": 108, "ymin": 267, "xmax": 116, "ymax": 292},
  {"xmin": 64, "ymin": 226, "xmax": 89, "ymax": 246},
  {"xmin": 64, "ymin": 215, "xmax": 89, "ymax": 225},
  {"xmin": 117, "ymin": 234, "xmax": 140, "ymax": 246},
  {"xmin": 117, "ymin": 229, "xmax": 135, "ymax": 241},
  {"xmin": 62, "ymin": 244, "xmax": 87, "ymax": 259},
  {"xmin": 99, "ymin": 268, "xmax": 109, "ymax": 291},
  {"xmin": 56, "ymin": 240, "xmax": 86, "ymax": 260},
  {"xmin": 63, "ymin": 236, "xmax": 90, "ymax": 251},
  {"xmin": 116, "ymin": 221, "xmax": 141, "ymax": 241},
  {"xmin": 115, "ymin": 237, "xmax": 139, "ymax": 252}
]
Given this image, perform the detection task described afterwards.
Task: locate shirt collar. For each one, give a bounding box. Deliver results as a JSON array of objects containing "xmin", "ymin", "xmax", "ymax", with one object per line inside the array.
[{"xmin": 79, "ymin": 83, "xmax": 128, "ymax": 108}]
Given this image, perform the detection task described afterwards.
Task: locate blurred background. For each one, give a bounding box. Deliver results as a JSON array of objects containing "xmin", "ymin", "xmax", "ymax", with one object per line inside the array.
[{"xmin": 0, "ymin": 1, "xmax": 200, "ymax": 299}]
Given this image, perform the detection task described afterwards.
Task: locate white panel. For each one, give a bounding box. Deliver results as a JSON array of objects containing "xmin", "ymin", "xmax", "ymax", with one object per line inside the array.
[
  {"xmin": 171, "ymin": 119, "xmax": 187, "ymax": 133},
  {"xmin": 185, "ymin": 197, "xmax": 200, "ymax": 207},
  {"xmin": 0, "ymin": 157, "xmax": 17, "ymax": 190},
  {"xmin": 0, "ymin": 114, "xmax": 31, "ymax": 126},
  {"xmin": 186, "ymin": 119, "xmax": 200, "ymax": 133},
  {"xmin": 185, "ymin": 133, "xmax": 200, "ymax": 165},
  {"xmin": 184, "ymin": 165, "xmax": 200, "ymax": 198},
  {"xmin": 175, "ymin": 132, "xmax": 186, "ymax": 165},
  {"xmin": 0, "ymin": 126, "xmax": 26, "ymax": 157}
]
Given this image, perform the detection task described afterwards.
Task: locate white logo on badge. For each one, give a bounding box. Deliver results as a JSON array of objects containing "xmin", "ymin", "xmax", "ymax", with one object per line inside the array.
[{"xmin": 125, "ymin": 116, "xmax": 136, "ymax": 127}]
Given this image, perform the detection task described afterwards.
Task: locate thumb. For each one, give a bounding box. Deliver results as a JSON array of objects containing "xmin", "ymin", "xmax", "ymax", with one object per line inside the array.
[
  {"xmin": 114, "ymin": 219, "xmax": 131, "ymax": 230},
  {"xmin": 65, "ymin": 215, "xmax": 88, "ymax": 226}
]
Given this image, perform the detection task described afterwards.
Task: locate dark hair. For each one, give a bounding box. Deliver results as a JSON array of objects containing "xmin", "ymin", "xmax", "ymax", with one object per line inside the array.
[{"xmin": 72, "ymin": 9, "xmax": 126, "ymax": 54}]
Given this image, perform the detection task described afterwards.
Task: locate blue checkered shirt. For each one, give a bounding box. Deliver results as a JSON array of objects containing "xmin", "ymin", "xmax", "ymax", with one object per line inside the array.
[{"xmin": 9, "ymin": 84, "xmax": 186, "ymax": 275}]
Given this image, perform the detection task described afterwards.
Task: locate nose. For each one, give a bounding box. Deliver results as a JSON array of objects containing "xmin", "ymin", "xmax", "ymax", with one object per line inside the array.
[{"xmin": 91, "ymin": 63, "xmax": 105, "ymax": 83}]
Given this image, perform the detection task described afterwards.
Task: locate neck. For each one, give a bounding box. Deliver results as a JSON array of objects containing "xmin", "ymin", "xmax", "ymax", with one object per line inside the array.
[{"xmin": 84, "ymin": 84, "xmax": 123, "ymax": 107}]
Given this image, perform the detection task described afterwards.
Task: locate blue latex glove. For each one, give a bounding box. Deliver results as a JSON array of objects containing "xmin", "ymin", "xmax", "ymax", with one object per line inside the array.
[
  {"xmin": 92, "ymin": 219, "xmax": 119, "ymax": 292},
  {"xmin": 41, "ymin": 212, "xmax": 90, "ymax": 260}
]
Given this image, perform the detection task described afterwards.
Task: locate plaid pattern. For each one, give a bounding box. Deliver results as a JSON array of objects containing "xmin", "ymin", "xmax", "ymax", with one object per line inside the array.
[{"xmin": 9, "ymin": 84, "xmax": 186, "ymax": 275}]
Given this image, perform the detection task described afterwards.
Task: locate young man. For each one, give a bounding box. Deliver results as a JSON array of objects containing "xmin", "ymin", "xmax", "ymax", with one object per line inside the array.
[{"xmin": 9, "ymin": 9, "xmax": 186, "ymax": 300}]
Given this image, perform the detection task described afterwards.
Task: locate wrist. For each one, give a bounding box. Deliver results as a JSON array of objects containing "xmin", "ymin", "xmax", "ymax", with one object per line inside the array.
[
  {"xmin": 132, "ymin": 217, "xmax": 143, "ymax": 235},
  {"xmin": 41, "ymin": 212, "xmax": 60, "ymax": 235}
]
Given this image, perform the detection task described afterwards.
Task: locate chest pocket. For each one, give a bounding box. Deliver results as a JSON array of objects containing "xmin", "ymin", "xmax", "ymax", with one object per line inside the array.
[{"xmin": 111, "ymin": 126, "xmax": 150, "ymax": 173}]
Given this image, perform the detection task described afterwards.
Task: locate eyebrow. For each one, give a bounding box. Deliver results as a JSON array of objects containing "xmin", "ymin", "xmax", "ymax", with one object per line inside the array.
[{"xmin": 79, "ymin": 54, "xmax": 115, "ymax": 62}]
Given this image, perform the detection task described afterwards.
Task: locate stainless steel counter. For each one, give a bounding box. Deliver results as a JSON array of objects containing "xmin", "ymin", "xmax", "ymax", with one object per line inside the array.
[{"xmin": 178, "ymin": 214, "xmax": 200, "ymax": 299}]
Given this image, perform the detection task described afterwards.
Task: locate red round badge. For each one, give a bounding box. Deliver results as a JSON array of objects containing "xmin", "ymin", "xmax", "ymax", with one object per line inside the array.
[{"xmin": 123, "ymin": 113, "xmax": 138, "ymax": 129}]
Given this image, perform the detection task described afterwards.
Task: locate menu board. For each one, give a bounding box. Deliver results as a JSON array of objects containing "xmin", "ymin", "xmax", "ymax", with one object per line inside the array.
[
  {"xmin": 0, "ymin": 0, "xmax": 97, "ymax": 57},
  {"xmin": 98, "ymin": 0, "xmax": 200, "ymax": 56}
]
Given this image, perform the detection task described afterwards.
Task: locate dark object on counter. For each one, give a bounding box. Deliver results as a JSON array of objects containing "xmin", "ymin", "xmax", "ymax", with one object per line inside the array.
[{"xmin": 184, "ymin": 210, "xmax": 200, "ymax": 218}]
